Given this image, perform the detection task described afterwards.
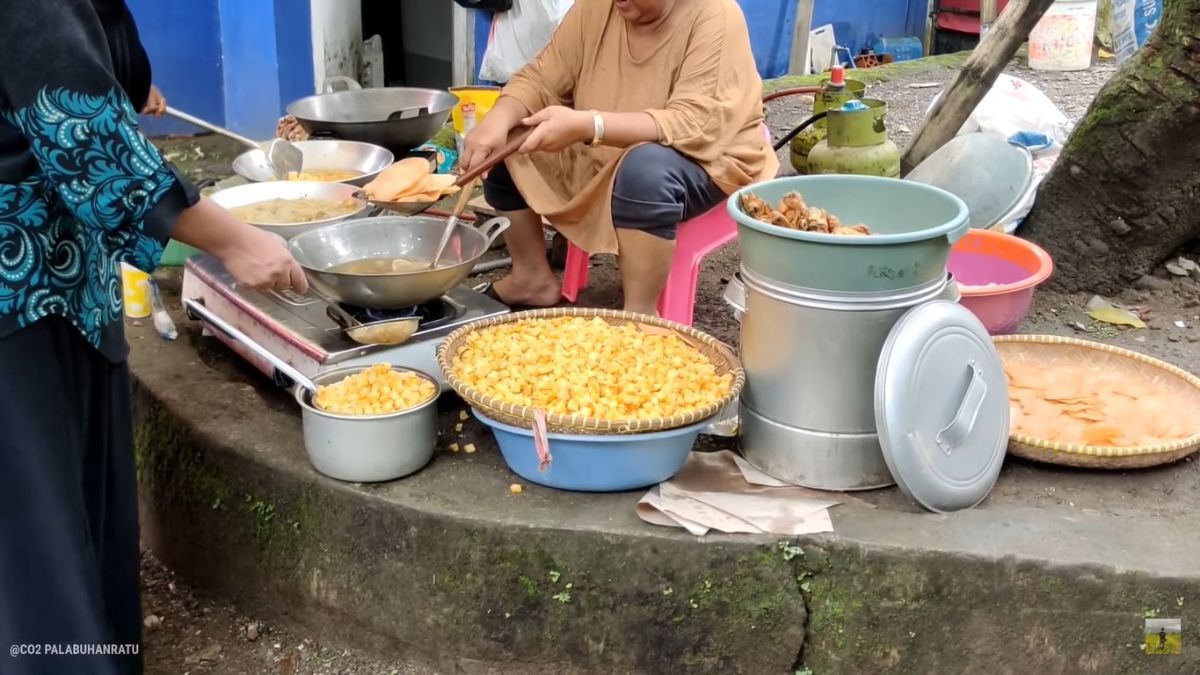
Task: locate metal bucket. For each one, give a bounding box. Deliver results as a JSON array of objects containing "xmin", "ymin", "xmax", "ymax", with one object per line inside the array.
[{"xmin": 736, "ymin": 267, "xmax": 960, "ymax": 490}]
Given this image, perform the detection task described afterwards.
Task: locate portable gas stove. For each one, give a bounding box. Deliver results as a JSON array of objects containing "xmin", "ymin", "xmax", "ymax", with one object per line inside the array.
[{"xmin": 181, "ymin": 255, "xmax": 510, "ymax": 390}]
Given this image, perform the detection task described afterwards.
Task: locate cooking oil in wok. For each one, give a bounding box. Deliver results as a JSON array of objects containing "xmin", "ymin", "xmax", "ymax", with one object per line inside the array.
[{"xmin": 328, "ymin": 256, "xmax": 428, "ymax": 275}]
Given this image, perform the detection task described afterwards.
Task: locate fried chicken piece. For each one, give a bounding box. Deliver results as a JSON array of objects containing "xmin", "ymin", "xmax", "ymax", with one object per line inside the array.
[
  {"xmin": 741, "ymin": 192, "xmax": 795, "ymax": 229},
  {"xmin": 741, "ymin": 190, "xmax": 872, "ymax": 235},
  {"xmin": 276, "ymin": 115, "xmax": 309, "ymax": 142},
  {"xmin": 779, "ymin": 191, "xmax": 807, "ymax": 213},
  {"xmin": 832, "ymin": 225, "xmax": 871, "ymax": 236},
  {"xmin": 739, "ymin": 193, "xmax": 773, "ymax": 220}
]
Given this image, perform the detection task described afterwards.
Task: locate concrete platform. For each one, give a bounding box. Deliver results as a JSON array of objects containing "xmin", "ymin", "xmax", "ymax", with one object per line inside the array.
[{"xmin": 132, "ymin": 276, "xmax": 1200, "ymax": 674}]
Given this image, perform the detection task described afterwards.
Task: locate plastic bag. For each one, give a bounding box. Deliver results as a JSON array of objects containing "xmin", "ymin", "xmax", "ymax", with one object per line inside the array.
[
  {"xmin": 928, "ymin": 74, "xmax": 1071, "ymax": 146},
  {"xmin": 1112, "ymin": 0, "xmax": 1162, "ymax": 63},
  {"xmin": 480, "ymin": 0, "xmax": 574, "ymax": 84}
]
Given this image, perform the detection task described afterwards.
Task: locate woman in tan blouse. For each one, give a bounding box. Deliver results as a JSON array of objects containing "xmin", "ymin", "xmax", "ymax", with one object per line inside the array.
[{"xmin": 462, "ymin": 0, "xmax": 777, "ymax": 315}]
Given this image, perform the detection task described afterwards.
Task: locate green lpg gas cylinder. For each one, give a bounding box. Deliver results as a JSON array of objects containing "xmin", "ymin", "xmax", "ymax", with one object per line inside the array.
[
  {"xmin": 788, "ymin": 69, "xmax": 865, "ymax": 174},
  {"xmin": 807, "ymin": 98, "xmax": 901, "ymax": 178}
]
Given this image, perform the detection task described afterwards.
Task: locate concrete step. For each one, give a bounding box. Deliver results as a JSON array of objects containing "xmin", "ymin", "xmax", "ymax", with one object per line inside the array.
[{"xmin": 131, "ymin": 278, "xmax": 1200, "ymax": 674}]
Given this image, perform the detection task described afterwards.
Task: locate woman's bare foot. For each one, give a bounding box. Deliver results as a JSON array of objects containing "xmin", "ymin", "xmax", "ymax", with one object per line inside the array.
[
  {"xmin": 491, "ymin": 273, "xmax": 561, "ymax": 307},
  {"xmin": 621, "ymin": 300, "xmax": 660, "ymax": 317}
]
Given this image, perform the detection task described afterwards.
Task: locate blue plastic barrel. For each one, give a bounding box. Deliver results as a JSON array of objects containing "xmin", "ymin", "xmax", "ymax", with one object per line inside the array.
[{"xmin": 872, "ymin": 36, "xmax": 923, "ymax": 62}]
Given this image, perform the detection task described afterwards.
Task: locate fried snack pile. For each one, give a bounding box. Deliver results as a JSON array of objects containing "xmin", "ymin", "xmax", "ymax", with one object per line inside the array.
[
  {"xmin": 452, "ymin": 317, "xmax": 733, "ymax": 421},
  {"xmin": 363, "ymin": 158, "xmax": 459, "ymax": 203},
  {"xmin": 314, "ymin": 363, "xmax": 437, "ymax": 416},
  {"xmin": 1006, "ymin": 360, "xmax": 1192, "ymax": 447},
  {"xmin": 276, "ymin": 115, "xmax": 309, "ymax": 142},
  {"xmin": 739, "ymin": 191, "xmax": 871, "ymax": 236}
]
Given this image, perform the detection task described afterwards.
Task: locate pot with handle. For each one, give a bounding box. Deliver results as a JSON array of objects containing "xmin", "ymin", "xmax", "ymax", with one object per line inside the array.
[
  {"xmin": 287, "ymin": 215, "xmax": 511, "ymax": 309},
  {"xmin": 183, "ymin": 298, "xmax": 438, "ymax": 482}
]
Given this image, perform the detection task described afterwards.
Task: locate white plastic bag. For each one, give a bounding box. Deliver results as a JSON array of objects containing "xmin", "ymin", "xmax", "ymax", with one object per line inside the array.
[
  {"xmin": 480, "ymin": 0, "xmax": 574, "ymax": 84},
  {"xmin": 1112, "ymin": 0, "xmax": 1163, "ymax": 63},
  {"xmin": 929, "ymin": 74, "xmax": 1072, "ymax": 146}
]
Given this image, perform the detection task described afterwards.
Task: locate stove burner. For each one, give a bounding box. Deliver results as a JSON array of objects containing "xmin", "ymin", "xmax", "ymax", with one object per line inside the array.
[{"xmin": 334, "ymin": 297, "xmax": 455, "ymax": 331}]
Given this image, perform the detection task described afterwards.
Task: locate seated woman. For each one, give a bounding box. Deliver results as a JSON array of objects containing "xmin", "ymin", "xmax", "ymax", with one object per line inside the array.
[{"xmin": 461, "ymin": 0, "xmax": 777, "ymax": 315}]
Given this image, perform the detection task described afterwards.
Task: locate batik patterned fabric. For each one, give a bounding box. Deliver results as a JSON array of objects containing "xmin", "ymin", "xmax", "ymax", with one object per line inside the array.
[
  {"xmin": 0, "ymin": 0, "xmax": 199, "ymax": 361},
  {"xmin": 0, "ymin": 87, "xmax": 186, "ymax": 361}
]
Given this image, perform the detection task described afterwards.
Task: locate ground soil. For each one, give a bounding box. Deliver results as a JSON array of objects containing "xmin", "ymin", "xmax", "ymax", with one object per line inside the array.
[{"xmin": 144, "ymin": 55, "xmax": 1200, "ymax": 674}]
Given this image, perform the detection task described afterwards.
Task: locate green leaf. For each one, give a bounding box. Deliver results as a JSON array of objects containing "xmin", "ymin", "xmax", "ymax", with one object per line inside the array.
[{"xmin": 1087, "ymin": 306, "xmax": 1146, "ymax": 329}]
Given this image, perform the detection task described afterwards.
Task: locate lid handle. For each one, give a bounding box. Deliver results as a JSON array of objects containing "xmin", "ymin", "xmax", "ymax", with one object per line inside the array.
[{"xmin": 935, "ymin": 359, "xmax": 988, "ymax": 456}]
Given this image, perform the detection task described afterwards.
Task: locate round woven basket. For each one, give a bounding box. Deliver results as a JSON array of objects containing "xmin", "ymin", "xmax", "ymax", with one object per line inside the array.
[
  {"xmin": 995, "ymin": 334, "xmax": 1200, "ymax": 469},
  {"xmin": 437, "ymin": 307, "xmax": 744, "ymax": 435}
]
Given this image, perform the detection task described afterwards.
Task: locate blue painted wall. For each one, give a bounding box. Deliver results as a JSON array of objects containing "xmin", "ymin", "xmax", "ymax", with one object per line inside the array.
[
  {"xmin": 128, "ymin": 0, "xmax": 314, "ymax": 139},
  {"xmin": 470, "ymin": 0, "xmax": 927, "ymax": 83},
  {"xmin": 128, "ymin": 0, "xmax": 224, "ymax": 135},
  {"xmin": 810, "ymin": 0, "xmax": 926, "ymax": 68}
]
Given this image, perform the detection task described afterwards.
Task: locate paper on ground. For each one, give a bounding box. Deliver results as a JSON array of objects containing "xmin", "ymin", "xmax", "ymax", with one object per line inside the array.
[{"xmin": 636, "ymin": 451, "xmax": 838, "ymax": 536}]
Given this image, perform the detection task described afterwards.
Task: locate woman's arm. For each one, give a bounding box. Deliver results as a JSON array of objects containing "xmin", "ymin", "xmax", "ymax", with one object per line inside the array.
[
  {"xmin": 0, "ymin": 0, "xmax": 303, "ymax": 290},
  {"xmin": 516, "ymin": 107, "xmax": 661, "ymax": 154}
]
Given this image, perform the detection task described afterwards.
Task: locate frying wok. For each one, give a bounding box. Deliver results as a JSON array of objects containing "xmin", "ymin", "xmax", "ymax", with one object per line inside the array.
[
  {"xmin": 287, "ymin": 215, "xmax": 511, "ymax": 309},
  {"xmin": 232, "ymin": 140, "xmax": 394, "ymax": 187},
  {"xmin": 287, "ymin": 77, "xmax": 458, "ymax": 151}
]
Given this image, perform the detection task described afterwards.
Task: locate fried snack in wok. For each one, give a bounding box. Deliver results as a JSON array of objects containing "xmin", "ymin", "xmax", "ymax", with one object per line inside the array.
[
  {"xmin": 276, "ymin": 115, "xmax": 308, "ymax": 142},
  {"xmin": 738, "ymin": 190, "xmax": 872, "ymax": 236},
  {"xmin": 363, "ymin": 158, "xmax": 461, "ymax": 203}
]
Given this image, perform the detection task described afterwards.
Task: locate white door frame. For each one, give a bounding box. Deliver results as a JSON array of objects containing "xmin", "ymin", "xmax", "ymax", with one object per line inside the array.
[{"xmin": 451, "ymin": 4, "xmax": 476, "ymax": 86}]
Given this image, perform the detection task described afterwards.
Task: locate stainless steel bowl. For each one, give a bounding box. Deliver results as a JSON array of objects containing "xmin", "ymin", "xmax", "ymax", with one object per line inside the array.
[
  {"xmin": 287, "ymin": 88, "xmax": 459, "ymax": 151},
  {"xmin": 208, "ymin": 181, "xmax": 371, "ymax": 239},
  {"xmin": 231, "ymin": 140, "xmax": 394, "ymax": 187},
  {"xmin": 287, "ymin": 215, "xmax": 511, "ymax": 309},
  {"xmin": 296, "ymin": 365, "xmax": 439, "ymax": 482}
]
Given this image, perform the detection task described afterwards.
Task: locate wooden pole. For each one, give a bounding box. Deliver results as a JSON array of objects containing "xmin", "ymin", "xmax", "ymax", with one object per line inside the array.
[
  {"xmin": 900, "ymin": 0, "xmax": 1057, "ymax": 175},
  {"xmin": 789, "ymin": 0, "xmax": 817, "ymax": 75}
]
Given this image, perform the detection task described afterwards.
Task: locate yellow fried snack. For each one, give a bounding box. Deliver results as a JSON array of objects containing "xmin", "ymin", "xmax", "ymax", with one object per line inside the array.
[
  {"xmin": 314, "ymin": 363, "xmax": 436, "ymax": 416},
  {"xmin": 451, "ymin": 317, "xmax": 732, "ymax": 421}
]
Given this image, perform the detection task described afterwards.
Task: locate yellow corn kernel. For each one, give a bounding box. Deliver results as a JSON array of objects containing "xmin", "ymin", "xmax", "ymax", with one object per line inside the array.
[
  {"xmin": 313, "ymin": 363, "xmax": 436, "ymax": 416},
  {"xmin": 463, "ymin": 443, "xmax": 476, "ymax": 454},
  {"xmin": 454, "ymin": 423, "xmax": 464, "ymax": 433},
  {"xmin": 509, "ymin": 484, "xmax": 523, "ymax": 494},
  {"xmin": 448, "ymin": 443, "xmax": 460, "ymax": 453},
  {"xmin": 450, "ymin": 317, "xmax": 731, "ymax": 422}
]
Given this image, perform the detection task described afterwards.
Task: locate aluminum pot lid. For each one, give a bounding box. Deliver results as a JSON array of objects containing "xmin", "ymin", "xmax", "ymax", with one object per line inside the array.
[
  {"xmin": 904, "ymin": 133, "xmax": 1033, "ymax": 230},
  {"xmin": 874, "ymin": 300, "xmax": 1009, "ymax": 513}
]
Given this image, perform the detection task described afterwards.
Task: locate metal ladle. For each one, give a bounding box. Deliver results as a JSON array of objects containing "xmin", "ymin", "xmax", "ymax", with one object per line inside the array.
[
  {"xmin": 165, "ymin": 106, "xmax": 303, "ymax": 179},
  {"xmin": 424, "ymin": 129, "xmax": 531, "ymax": 269},
  {"xmin": 311, "ymin": 285, "xmax": 420, "ymax": 346}
]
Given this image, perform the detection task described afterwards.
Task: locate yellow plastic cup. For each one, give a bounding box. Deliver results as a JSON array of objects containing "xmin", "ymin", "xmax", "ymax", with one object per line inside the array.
[
  {"xmin": 449, "ymin": 86, "xmax": 502, "ymax": 135},
  {"xmin": 121, "ymin": 262, "xmax": 151, "ymax": 318}
]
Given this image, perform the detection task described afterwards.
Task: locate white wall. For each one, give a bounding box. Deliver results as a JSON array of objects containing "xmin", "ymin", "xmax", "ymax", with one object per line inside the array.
[{"xmin": 310, "ymin": 0, "xmax": 364, "ymax": 90}]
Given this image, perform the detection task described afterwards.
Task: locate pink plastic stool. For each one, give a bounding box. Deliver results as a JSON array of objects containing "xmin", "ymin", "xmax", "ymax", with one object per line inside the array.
[
  {"xmin": 559, "ymin": 203, "xmax": 737, "ymax": 326},
  {"xmin": 559, "ymin": 125, "xmax": 769, "ymax": 325}
]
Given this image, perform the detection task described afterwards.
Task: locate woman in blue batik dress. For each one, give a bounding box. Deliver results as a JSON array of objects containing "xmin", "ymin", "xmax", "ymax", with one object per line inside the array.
[{"xmin": 0, "ymin": 2, "xmax": 309, "ymax": 673}]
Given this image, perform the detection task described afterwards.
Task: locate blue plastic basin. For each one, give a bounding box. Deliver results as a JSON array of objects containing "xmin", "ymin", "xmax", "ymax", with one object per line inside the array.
[{"xmin": 474, "ymin": 410, "xmax": 708, "ymax": 492}]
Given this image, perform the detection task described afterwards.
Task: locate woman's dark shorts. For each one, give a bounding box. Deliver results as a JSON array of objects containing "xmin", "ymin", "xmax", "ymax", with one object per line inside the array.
[{"xmin": 482, "ymin": 143, "xmax": 725, "ymax": 240}]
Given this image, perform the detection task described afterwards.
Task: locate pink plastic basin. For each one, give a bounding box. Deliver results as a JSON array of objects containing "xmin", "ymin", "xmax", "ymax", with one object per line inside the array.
[{"xmin": 948, "ymin": 229, "xmax": 1054, "ymax": 334}]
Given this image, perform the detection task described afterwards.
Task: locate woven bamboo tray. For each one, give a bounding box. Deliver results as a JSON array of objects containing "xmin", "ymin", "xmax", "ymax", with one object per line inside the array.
[
  {"xmin": 995, "ymin": 334, "xmax": 1200, "ymax": 469},
  {"xmin": 437, "ymin": 307, "xmax": 744, "ymax": 435}
]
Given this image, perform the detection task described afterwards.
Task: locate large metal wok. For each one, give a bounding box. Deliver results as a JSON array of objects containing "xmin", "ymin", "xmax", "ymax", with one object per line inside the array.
[
  {"xmin": 287, "ymin": 77, "xmax": 458, "ymax": 151},
  {"xmin": 232, "ymin": 139, "xmax": 394, "ymax": 187},
  {"xmin": 287, "ymin": 215, "xmax": 510, "ymax": 309}
]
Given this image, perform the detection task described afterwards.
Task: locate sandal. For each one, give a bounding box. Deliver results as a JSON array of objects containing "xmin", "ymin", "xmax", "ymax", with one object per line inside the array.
[{"xmin": 474, "ymin": 282, "xmax": 542, "ymax": 312}]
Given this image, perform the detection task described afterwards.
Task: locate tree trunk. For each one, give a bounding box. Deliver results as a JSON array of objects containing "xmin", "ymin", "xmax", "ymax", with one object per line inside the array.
[{"xmin": 1021, "ymin": 0, "xmax": 1200, "ymax": 294}]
